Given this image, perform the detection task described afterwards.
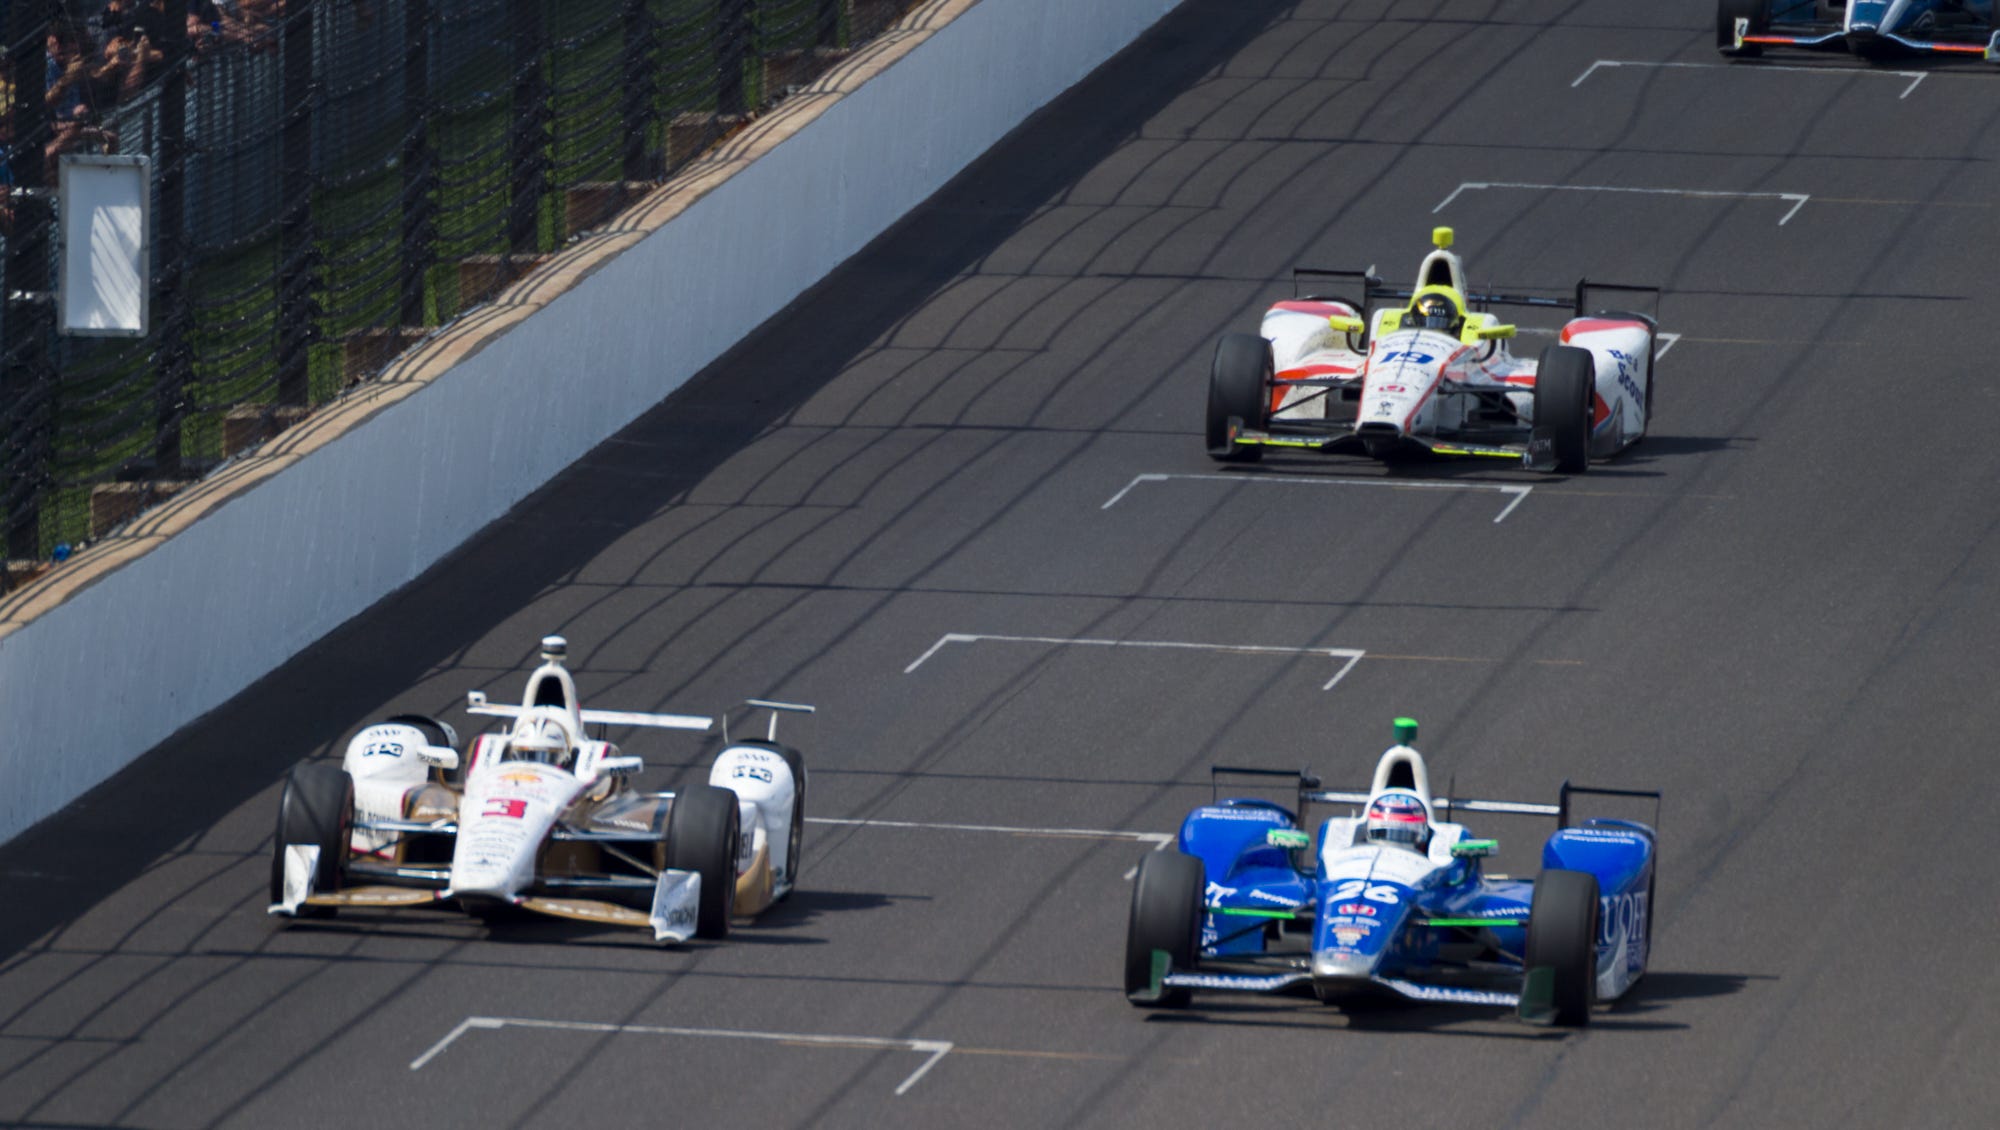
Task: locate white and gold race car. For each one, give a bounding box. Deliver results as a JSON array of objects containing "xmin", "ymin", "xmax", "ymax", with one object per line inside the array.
[{"xmin": 268, "ymin": 636, "xmax": 810, "ymax": 943}]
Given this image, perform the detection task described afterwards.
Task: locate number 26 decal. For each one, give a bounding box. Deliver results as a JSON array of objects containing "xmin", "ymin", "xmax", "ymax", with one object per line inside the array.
[
  {"xmin": 483, "ymin": 798, "xmax": 528, "ymax": 819},
  {"xmin": 1329, "ymin": 879, "xmax": 1400, "ymax": 904}
]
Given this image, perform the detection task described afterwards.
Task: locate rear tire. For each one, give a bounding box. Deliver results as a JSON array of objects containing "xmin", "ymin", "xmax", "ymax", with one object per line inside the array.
[
  {"xmin": 1534, "ymin": 345, "xmax": 1594, "ymax": 474},
  {"xmin": 665, "ymin": 784, "xmax": 740, "ymax": 939},
  {"xmin": 269, "ymin": 764, "xmax": 353, "ymax": 919},
  {"xmin": 1717, "ymin": 0, "xmax": 1769, "ymax": 56},
  {"xmin": 776, "ymin": 744, "xmax": 806, "ymax": 898},
  {"xmin": 1206, "ymin": 333, "xmax": 1270, "ymax": 463},
  {"xmin": 1125, "ymin": 851, "xmax": 1204, "ymax": 1007},
  {"xmin": 1525, "ymin": 868, "xmax": 1600, "ymax": 1027}
]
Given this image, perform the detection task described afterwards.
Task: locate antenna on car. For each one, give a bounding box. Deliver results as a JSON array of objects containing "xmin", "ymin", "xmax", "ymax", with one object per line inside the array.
[{"xmin": 540, "ymin": 635, "xmax": 567, "ymax": 663}]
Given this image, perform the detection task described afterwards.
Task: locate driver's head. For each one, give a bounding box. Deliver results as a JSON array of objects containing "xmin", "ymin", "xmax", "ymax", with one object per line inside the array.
[
  {"xmin": 509, "ymin": 707, "xmax": 574, "ymax": 766},
  {"xmin": 1364, "ymin": 790, "xmax": 1431, "ymax": 852},
  {"xmin": 1410, "ymin": 291, "xmax": 1461, "ymax": 333}
]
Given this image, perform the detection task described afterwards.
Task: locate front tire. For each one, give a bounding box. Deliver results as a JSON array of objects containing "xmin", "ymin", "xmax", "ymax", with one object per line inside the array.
[
  {"xmin": 1206, "ymin": 333, "xmax": 1270, "ymax": 463},
  {"xmin": 1717, "ymin": 0, "xmax": 1769, "ymax": 56},
  {"xmin": 1534, "ymin": 345, "xmax": 1594, "ymax": 474},
  {"xmin": 665, "ymin": 784, "xmax": 740, "ymax": 939},
  {"xmin": 269, "ymin": 764, "xmax": 354, "ymax": 919},
  {"xmin": 1525, "ymin": 868, "xmax": 1601, "ymax": 1027},
  {"xmin": 1125, "ymin": 851, "xmax": 1204, "ymax": 1007}
]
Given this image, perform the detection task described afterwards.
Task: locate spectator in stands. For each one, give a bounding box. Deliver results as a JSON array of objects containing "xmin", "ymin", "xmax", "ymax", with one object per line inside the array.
[
  {"xmin": 93, "ymin": 24, "xmax": 160, "ymax": 103},
  {"xmin": 44, "ymin": 28, "xmax": 118, "ymax": 164},
  {"xmin": 187, "ymin": 0, "xmax": 227, "ymax": 54},
  {"xmin": 44, "ymin": 31, "xmax": 89, "ymax": 122},
  {"xmin": 89, "ymin": 0, "xmax": 133, "ymax": 51}
]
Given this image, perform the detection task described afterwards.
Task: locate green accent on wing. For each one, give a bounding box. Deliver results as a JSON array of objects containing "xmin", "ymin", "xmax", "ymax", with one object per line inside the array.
[
  {"xmin": 1214, "ymin": 905, "xmax": 1306, "ymax": 919},
  {"xmin": 1150, "ymin": 948, "xmax": 1171, "ymax": 998},
  {"xmin": 1450, "ymin": 838, "xmax": 1499, "ymax": 858},
  {"xmin": 1422, "ymin": 917, "xmax": 1522, "ymax": 928},
  {"xmin": 1394, "ymin": 717, "xmax": 1419, "ymax": 744},
  {"xmin": 1266, "ymin": 828, "xmax": 1311, "ymax": 849}
]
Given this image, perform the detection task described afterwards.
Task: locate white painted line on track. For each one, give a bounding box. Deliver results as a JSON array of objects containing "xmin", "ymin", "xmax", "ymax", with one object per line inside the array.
[
  {"xmin": 1434, "ymin": 182, "xmax": 1810, "ymax": 226},
  {"xmin": 1656, "ymin": 332, "xmax": 1680, "ymax": 359},
  {"xmin": 1102, "ymin": 472, "xmax": 1531, "ymax": 524},
  {"xmin": 411, "ymin": 1017, "xmax": 953, "ymax": 1095},
  {"xmin": 809, "ymin": 815, "xmax": 1170, "ymax": 847},
  {"xmin": 904, "ymin": 632, "xmax": 1365, "ymax": 690},
  {"xmin": 807, "ymin": 816, "xmax": 1172, "ymax": 880},
  {"xmin": 1571, "ymin": 59, "xmax": 1925, "ymax": 99}
]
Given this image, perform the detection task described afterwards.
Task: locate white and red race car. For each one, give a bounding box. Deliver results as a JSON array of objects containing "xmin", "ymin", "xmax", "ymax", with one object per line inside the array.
[
  {"xmin": 1206, "ymin": 228, "xmax": 1659, "ymax": 473},
  {"xmin": 268, "ymin": 636, "xmax": 810, "ymax": 943}
]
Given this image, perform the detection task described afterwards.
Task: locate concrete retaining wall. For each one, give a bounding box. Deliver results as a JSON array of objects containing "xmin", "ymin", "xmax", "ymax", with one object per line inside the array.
[{"xmin": 0, "ymin": 0, "xmax": 1182, "ymax": 844}]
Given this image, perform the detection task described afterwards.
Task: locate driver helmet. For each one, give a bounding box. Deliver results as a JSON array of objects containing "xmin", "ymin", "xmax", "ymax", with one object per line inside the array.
[
  {"xmin": 508, "ymin": 707, "xmax": 575, "ymax": 767},
  {"xmin": 1365, "ymin": 790, "xmax": 1432, "ymax": 851},
  {"xmin": 1408, "ymin": 289, "xmax": 1463, "ymax": 333}
]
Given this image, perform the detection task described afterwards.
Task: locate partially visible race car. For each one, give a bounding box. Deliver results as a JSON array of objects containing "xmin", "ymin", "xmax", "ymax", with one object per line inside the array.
[
  {"xmin": 268, "ymin": 636, "xmax": 812, "ymax": 943},
  {"xmin": 1205, "ymin": 227, "xmax": 1658, "ymax": 473},
  {"xmin": 1125, "ymin": 719, "xmax": 1659, "ymax": 1026},
  {"xmin": 1718, "ymin": 0, "xmax": 2000, "ymax": 61}
]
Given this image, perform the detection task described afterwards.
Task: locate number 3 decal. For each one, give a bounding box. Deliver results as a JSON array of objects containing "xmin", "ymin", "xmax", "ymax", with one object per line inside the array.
[
  {"xmin": 1330, "ymin": 879, "xmax": 1400, "ymax": 904},
  {"xmin": 483, "ymin": 798, "xmax": 528, "ymax": 819}
]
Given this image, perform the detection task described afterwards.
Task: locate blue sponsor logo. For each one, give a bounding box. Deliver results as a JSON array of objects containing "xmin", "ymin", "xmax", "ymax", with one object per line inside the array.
[
  {"xmin": 1598, "ymin": 890, "xmax": 1649, "ymax": 947},
  {"xmin": 1379, "ymin": 350, "xmax": 1434, "ymax": 366}
]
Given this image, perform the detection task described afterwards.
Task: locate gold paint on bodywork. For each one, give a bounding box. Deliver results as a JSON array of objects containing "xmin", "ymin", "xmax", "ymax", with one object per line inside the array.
[{"xmin": 734, "ymin": 843, "xmax": 773, "ymax": 919}]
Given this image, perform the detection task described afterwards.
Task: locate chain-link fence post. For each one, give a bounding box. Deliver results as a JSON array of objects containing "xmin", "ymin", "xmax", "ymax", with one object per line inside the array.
[
  {"xmin": 276, "ymin": 0, "xmax": 318, "ymax": 405},
  {"xmin": 508, "ymin": 0, "xmax": 547, "ymax": 256},
  {"xmin": 716, "ymin": 0, "xmax": 752, "ymax": 117},
  {"xmin": 620, "ymin": 0, "xmax": 655, "ymax": 182},
  {"xmin": 2, "ymin": 5, "xmax": 55, "ymax": 560},
  {"xmin": 815, "ymin": 0, "xmax": 840, "ymax": 49},
  {"xmin": 153, "ymin": 0, "xmax": 191, "ymax": 477},
  {"xmin": 400, "ymin": 0, "xmax": 434, "ymax": 327}
]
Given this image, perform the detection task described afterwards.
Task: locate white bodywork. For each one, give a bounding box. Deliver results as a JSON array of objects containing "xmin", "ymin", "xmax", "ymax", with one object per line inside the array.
[
  {"xmin": 711, "ymin": 745, "xmax": 799, "ymax": 900},
  {"xmin": 1259, "ymin": 235, "xmax": 1653, "ymax": 458},
  {"xmin": 271, "ymin": 636, "xmax": 813, "ymax": 944}
]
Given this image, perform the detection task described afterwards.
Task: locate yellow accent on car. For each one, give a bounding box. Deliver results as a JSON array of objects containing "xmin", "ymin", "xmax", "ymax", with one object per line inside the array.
[{"xmin": 1432, "ymin": 226, "xmax": 1454, "ymax": 249}]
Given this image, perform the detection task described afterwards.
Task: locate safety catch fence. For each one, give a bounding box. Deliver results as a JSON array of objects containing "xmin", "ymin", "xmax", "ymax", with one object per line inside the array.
[{"xmin": 0, "ymin": 0, "xmax": 913, "ymax": 584}]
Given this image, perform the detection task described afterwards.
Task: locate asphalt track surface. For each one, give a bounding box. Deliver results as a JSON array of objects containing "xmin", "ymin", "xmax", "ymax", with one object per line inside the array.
[{"xmin": 7, "ymin": 1, "xmax": 2000, "ymax": 1126}]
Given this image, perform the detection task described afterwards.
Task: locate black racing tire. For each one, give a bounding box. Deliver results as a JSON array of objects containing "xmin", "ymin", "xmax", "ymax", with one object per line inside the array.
[
  {"xmin": 1206, "ymin": 333, "xmax": 1270, "ymax": 463},
  {"xmin": 775, "ymin": 743, "xmax": 807, "ymax": 898},
  {"xmin": 1124, "ymin": 851, "xmax": 1204, "ymax": 1008},
  {"xmin": 1717, "ymin": 0, "xmax": 1769, "ymax": 56},
  {"xmin": 665, "ymin": 784, "xmax": 740, "ymax": 939},
  {"xmin": 269, "ymin": 763, "xmax": 354, "ymax": 919},
  {"xmin": 1525, "ymin": 868, "xmax": 1601, "ymax": 1027},
  {"xmin": 1534, "ymin": 345, "xmax": 1594, "ymax": 475}
]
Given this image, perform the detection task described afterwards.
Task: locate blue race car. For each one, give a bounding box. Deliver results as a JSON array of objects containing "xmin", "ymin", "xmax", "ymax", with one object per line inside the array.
[
  {"xmin": 1719, "ymin": 0, "xmax": 2000, "ymax": 61},
  {"xmin": 1124, "ymin": 720, "xmax": 1658, "ymax": 1026}
]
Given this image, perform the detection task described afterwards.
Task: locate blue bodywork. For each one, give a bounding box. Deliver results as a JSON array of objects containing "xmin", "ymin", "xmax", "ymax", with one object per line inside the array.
[
  {"xmin": 1171, "ymin": 793, "xmax": 1655, "ymax": 1010},
  {"xmin": 1732, "ymin": 0, "xmax": 2000, "ymax": 60}
]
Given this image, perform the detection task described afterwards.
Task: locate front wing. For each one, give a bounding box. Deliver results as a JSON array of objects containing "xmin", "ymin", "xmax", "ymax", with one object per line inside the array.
[{"xmin": 1136, "ymin": 951, "xmax": 1523, "ymax": 1009}]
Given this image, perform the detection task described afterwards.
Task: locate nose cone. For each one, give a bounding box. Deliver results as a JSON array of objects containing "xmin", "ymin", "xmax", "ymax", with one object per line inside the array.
[{"xmin": 1312, "ymin": 948, "xmax": 1379, "ymax": 979}]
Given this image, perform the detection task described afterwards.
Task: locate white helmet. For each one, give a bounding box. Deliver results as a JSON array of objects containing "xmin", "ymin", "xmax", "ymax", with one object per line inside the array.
[
  {"xmin": 508, "ymin": 707, "xmax": 575, "ymax": 767},
  {"xmin": 1365, "ymin": 789, "xmax": 1432, "ymax": 851}
]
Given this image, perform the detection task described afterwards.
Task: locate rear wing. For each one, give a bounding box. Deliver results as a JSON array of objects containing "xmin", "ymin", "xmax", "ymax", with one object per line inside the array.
[
  {"xmin": 465, "ymin": 690, "xmax": 712, "ymax": 732},
  {"xmin": 723, "ymin": 699, "xmax": 816, "ymax": 744},
  {"xmin": 1312, "ymin": 782, "xmax": 1660, "ymax": 831},
  {"xmin": 1288, "ymin": 268, "xmax": 1661, "ymax": 345},
  {"xmin": 1213, "ymin": 764, "xmax": 1659, "ymax": 831}
]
